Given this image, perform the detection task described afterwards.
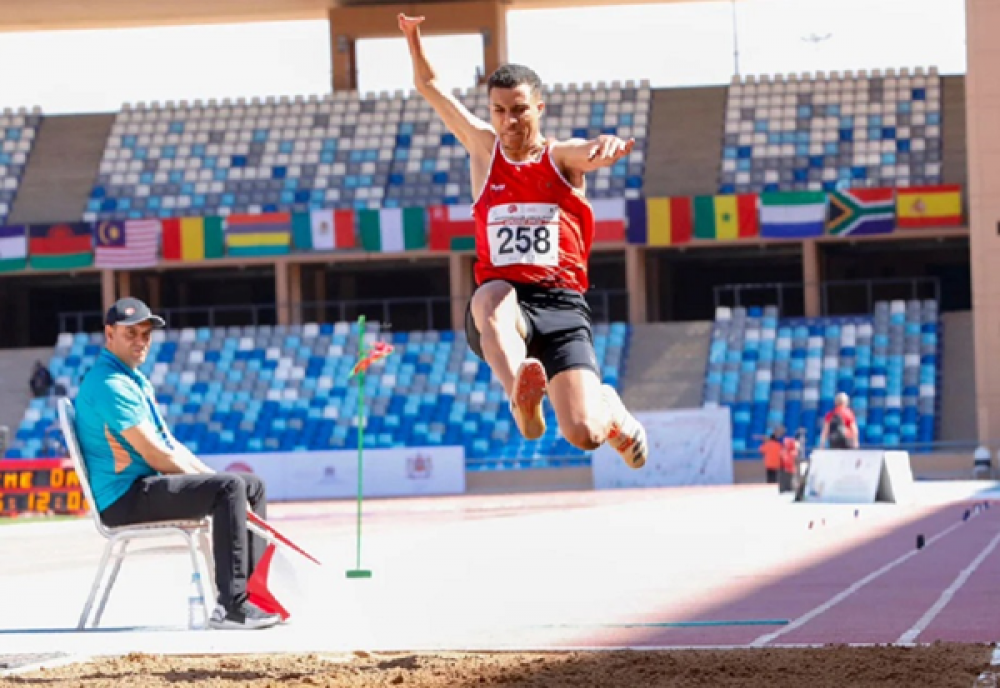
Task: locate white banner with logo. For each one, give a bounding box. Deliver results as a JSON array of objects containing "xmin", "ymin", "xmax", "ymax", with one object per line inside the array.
[
  {"xmin": 591, "ymin": 407, "xmax": 734, "ymax": 490},
  {"xmin": 201, "ymin": 446, "xmax": 466, "ymax": 501},
  {"xmin": 800, "ymin": 450, "xmax": 885, "ymax": 503}
]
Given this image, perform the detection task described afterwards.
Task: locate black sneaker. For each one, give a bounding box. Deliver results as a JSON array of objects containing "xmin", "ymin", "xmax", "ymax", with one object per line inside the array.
[{"xmin": 208, "ymin": 601, "xmax": 282, "ymax": 630}]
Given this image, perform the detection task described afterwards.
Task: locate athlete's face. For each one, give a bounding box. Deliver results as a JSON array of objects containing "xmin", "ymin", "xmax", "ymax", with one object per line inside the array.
[{"xmin": 490, "ymin": 84, "xmax": 545, "ymax": 154}]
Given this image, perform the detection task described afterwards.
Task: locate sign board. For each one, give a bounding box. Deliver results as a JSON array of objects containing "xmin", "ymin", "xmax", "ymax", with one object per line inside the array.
[
  {"xmin": 592, "ymin": 407, "xmax": 733, "ymax": 490},
  {"xmin": 799, "ymin": 450, "xmax": 914, "ymax": 504},
  {"xmin": 200, "ymin": 446, "xmax": 466, "ymax": 501}
]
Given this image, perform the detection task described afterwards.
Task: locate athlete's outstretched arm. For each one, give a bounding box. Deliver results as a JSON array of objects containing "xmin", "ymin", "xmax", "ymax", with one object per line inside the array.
[
  {"xmin": 552, "ymin": 135, "xmax": 635, "ymax": 174},
  {"xmin": 399, "ymin": 14, "xmax": 495, "ymax": 160}
]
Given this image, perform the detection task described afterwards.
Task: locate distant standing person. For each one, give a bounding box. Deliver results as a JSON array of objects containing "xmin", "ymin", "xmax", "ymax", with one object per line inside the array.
[
  {"xmin": 820, "ymin": 392, "xmax": 860, "ymax": 450},
  {"xmin": 759, "ymin": 426, "xmax": 784, "ymax": 484}
]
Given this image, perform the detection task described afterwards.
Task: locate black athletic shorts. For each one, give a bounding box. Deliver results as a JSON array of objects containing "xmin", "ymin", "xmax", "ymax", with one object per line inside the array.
[{"xmin": 465, "ymin": 280, "xmax": 599, "ymax": 380}]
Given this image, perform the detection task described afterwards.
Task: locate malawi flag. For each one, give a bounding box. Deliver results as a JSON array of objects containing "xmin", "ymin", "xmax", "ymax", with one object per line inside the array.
[
  {"xmin": 0, "ymin": 226, "xmax": 27, "ymax": 273},
  {"xmin": 626, "ymin": 197, "xmax": 693, "ymax": 246},
  {"xmin": 161, "ymin": 216, "xmax": 225, "ymax": 261},
  {"xmin": 227, "ymin": 213, "xmax": 292, "ymax": 257},
  {"xmin": 291, "ymin": 209, "xmax": 356, "ymax": 251},
  {"xmin": 28, "ymin": 223, "xmax": 93, "ymax": 270},
  {"xmin": 896, "ymin": 185, "xmax": 963, "ymax": 228},
  {"xmin": 760, "ymin": 191, "xmax": 828, "ymax": 238},
  {"xmin": 591, "ymin": 198, "xmax": 627, "ymax": 242},
  {"xmin": 827, "ymin": 188, "xmax": 894, "ymax": 236},
  {"xmin": 693, "ymin": 195, "xmax": 758, "ymax": 240},
  {"xmin": 359, "ymin": 208, "xmax": 426, "ymax": 252},
  {"xmin": 428, "ymin": 205, "xmax": 475, "ymax": 251}
]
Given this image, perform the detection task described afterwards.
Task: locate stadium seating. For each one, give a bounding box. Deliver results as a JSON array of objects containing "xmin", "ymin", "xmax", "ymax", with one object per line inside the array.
[
  {"xmin": 85, "ymin": 81, "xmax": 651, "ymax": 222},
  {"xmin": 703, "ymin": 300, "xmax": 939, "ymax": 453},
  {"xmin": 0, "ymin": 107, "xmax": 42, "ymax": 225},
  {"xmin": 719, "ymin": 67, "xmax": 942, "ymax": 194},
  {"xmin": 6, "ymin": 322, "xmax": 630, "ymax": 471}
]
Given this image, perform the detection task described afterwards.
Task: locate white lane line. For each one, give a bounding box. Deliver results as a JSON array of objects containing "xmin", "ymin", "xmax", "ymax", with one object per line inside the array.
[
  {"xmin": 897, "ymin": 529, "xmax": 1000, "ymax": 644},
  {"xmin": 751, "ymin": 518, "xmax": 968, "ymax": 647}
]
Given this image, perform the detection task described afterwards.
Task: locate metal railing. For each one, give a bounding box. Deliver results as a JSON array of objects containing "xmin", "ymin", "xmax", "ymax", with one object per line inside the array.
[
  {"xmin": 713, "ymin": 277, "xmax": 941, "ymax": 317},
  {"xmin": 57, "ymin": 289, "xmax": 631, "ymax": 334}
]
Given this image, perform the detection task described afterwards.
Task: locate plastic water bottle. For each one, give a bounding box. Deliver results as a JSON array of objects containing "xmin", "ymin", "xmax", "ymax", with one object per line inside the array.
[{"xmin": 188, "ymin": 571, "xmax": 205, "ymax": 629}]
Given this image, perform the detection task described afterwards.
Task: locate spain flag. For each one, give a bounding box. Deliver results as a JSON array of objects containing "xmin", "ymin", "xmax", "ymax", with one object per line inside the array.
[{"xmin": 896, "ymin": 185, "xmax": 963, "ymax": 228}]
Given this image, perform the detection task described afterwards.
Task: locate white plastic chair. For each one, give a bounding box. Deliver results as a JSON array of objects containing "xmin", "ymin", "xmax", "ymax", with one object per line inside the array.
[{"xmin": 57, "ymin": 398, "xmax": 215, "ymax": 630}]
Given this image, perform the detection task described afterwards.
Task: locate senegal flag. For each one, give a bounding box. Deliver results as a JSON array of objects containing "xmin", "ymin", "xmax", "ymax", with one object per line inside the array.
[{"xmin": 693, "ymin": 195, "xmax": 758, "ymax": 240}]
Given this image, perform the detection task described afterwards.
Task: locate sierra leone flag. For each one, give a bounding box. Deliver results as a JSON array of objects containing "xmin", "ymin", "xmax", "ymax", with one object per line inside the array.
[
  {"xmin": 827, "ymin": 188, "xmax": 895, "ymax": 236},
  {"xmin": 759, "ymin": 192, "xmax": 827, "ymax": 239}
]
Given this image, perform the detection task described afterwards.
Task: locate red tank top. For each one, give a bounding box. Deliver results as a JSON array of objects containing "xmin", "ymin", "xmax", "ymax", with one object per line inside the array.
[{"xmin": 472, "ymin": 141, "xmax": 594, "ymax": 293}]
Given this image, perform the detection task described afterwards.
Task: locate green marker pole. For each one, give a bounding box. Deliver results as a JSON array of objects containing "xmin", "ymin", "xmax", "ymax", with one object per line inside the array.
[{"xmin": 346, "ymin": 314, "xmax": 372, "ymax": 579}]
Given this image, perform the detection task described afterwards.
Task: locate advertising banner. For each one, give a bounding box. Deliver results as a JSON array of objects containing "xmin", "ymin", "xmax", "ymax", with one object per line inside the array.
[
  {"xmin": 592, "ymin": 407, "xmax": 734, "ymax": 489},
  {"xmin": 201, "ymin": 446, "xmax": 465, "ymax": 501}
]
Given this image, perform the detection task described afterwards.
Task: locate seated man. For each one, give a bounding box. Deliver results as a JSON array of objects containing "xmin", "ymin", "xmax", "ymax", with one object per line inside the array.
[{"xmin": 74, "ymin": 297, "xmax": 281, "ymax": 630}]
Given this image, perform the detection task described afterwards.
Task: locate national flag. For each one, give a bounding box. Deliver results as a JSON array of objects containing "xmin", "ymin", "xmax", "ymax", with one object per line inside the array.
[
  {"xmin": 351, "ymin": 340, "xmax": 394, "ymax": 377},
  {"xmin": 826, "ymin": 188, "xmax": 895, "ymax": 236},
  {"xmin": 896, "ymin": 185, "xmax": 963, "ymax": 228},
  {"xmin": 161, "ymin": 216, "xmax": 225, "ymax": 261},
  {"xmin": 591, "ymin": 198, "xmax": 627, "ymax": 242},
  {"xmin": 28, "ymin": 223, "xmax": 93, "ymax": 270},
  {"xmin": 94, "ymin": 219, "xmax": 159, "ymax": 269},
  {"xmin": 626, "ymin": 197, "xmax": 693, "ymax": 246},
  {"xmin": 0, "ymin": 226, "xmax": 27, "ymax": 273},
  {"xmin": 226, "ymin": 213, "xmax": 292, "ymax": 257},
  {"xmin": 359, "ymin": 208, "xmax": 427, "ymax": 252},
  {"xmin": 693, "ymin": 194, "xmax": 758, "ymax": 240},
  {"xmin": 428, "ymin": 205, "xmax": 476, "ymax": 251},
  {"xmin": 291, "ymin": 209, "xmax": 356, "ymax": 251},
  {"xmin": 759, "ymin": 191, "xmax": 828, "ymax": 239}
]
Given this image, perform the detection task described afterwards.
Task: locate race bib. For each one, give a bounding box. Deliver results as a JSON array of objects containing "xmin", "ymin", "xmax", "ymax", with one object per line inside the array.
[{"xmin": 486, "ymin": 203, "xmax": 560, "ymax": 267}]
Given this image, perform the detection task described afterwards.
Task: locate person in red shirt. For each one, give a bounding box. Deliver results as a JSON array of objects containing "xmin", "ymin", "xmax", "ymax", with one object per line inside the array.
[
  {"xmin": 759, "ymin": 426, "xmax": 784, "ymax": 484},
  {"xmin": 400, "ymin": 15, "xmax": 647, "ymax": 469},
  {"xmin": 821, "ymin": 392, "xmax": 860, "ymax": 449}
]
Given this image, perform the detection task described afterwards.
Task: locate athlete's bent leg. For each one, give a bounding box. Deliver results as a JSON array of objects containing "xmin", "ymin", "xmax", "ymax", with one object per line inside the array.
[
  {"xmin": 548, "ymin": 368, "xmax": 648, "ymax": 469},
  {"xmin": 470, "ymin": 281, "xmax": 547, "ymax": 439}
]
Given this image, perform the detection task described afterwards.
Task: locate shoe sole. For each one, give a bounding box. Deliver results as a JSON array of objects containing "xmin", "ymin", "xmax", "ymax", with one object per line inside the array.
[
  {"xmin": 603, "ymin": 384, "xmax": 647, "ymax": 470},
  {"xmin": 512, "ymin": 359, "xmax": 547, "ymax": 441},
  {"xmin": 209, "ymin": 616, "xmax": 282, "ymax": 630}
]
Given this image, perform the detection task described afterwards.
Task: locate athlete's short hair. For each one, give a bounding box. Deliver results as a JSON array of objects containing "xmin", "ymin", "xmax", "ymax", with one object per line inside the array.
[{"xmin": 487, "ymin": 64, "xmax": 543, "ymax": 97}]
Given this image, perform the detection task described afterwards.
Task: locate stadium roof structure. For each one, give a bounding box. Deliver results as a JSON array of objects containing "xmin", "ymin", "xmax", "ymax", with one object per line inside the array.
[{"xmin": 0, "ymin": 0, "xmax": 682, "ymax": 32}]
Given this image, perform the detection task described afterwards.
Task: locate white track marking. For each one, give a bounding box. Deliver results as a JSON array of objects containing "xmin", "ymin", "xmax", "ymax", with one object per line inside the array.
[
  {"xmin": 898, "ymin": 529, "xmax": 1000, "ymax": 644},
  {"xmin": 751, "ymin": 518, "xmax": 968, "ymax": 647}
]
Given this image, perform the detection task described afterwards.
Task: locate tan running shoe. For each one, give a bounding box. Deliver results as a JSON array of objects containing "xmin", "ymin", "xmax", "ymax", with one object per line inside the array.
[
  {"xmin": 603, "ymin": 384, "xmax": 648, "ymax": 469},
  {"xmin": 510, "ymin": 358, "xmax": 548, "ymax": 440}
]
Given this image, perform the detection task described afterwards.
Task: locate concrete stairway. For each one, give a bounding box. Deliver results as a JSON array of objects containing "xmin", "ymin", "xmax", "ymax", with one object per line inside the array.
[
  {"xmin": 939, "ymin": 311, "xmax": 977, "ymax": 442},
  {"xmin": 621, "ymin": 322, "xmax": 713, "ymax": 412},
  {"xmin": 9, "ymin": 114, "xmax": 114, "ymax": 224},
  {"xmin": 0, "ymin": 347, "xmax": 53, "ymax": 449},
  {"xmin": 643, "ymin": 86, "xmax": 727, "ymax": 197}
]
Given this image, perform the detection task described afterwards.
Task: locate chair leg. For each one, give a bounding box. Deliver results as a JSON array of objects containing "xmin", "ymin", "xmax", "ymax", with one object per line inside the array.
[
  {"xmin": 93, "ymin": 539, "xmax": 129, "ymax": 628},
  {"xmin": 78, "ymin": 537, "xmax": 117, "ymax": 630},
  {"xmin": 197, "ymin": 529, "xmax": 217, "ymax": 600},
  {"xmin": 184, "ymin": 531, "xmax": 213, "ymax": 629}
]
